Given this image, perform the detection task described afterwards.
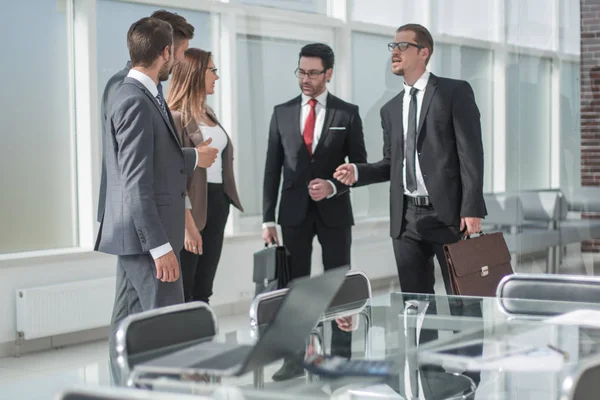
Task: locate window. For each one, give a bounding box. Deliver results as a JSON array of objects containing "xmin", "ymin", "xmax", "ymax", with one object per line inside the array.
[
  {"xmin": 350, "ymin": 0, "xmax": 427, "ymax": 28},
  {"xmin": 229, "ymin": 0, "xmax": 327, "ymax": 14},
  {"xmin": 435, "ymin": 0, "xmax": 495, "ymax": 42},
  {"xmin": 430, "ymin": 44, "xmax": 494, "ymax": 192},
  {"xmin": 561, "ymin": 62, "xmax": 581, "ymax": 189},
  {"xmin": 507, "ymin": 0, "xmax": 554, "ymax": 50},
  {"xmin": 505, "ymin": 54, "xmax": 552, "ymax": 190},
  {"xmin": 236, "ymin": 35, "xmax": 312, "ymax": 221},
  {"xmin": 0, "ymin": 0, "xmax": 76, "ymax": 253},
  {"xmin": 560, "ymin": 0, "xmax": 581, "ymax": 55},
  {"xmin": 96, "ymin": 0, "xmax": 213, "ymax": 100},
  {"xmin": 351, "ymin": 32, "xmax": 402, "ymax": 218}
]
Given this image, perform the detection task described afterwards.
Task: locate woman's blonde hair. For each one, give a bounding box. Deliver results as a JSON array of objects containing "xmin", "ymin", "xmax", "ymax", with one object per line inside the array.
[{"xmin": 167, "ymin": 47, "xmax": 213, "ymax": 126}]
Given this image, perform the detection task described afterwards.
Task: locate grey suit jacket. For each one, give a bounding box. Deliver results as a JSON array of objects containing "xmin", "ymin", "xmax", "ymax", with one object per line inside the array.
[
  {"xmin": 98, "ymin": 61, "xmax": 132, "ymax": 223},
  {"xmin": 172, "ymin": 110, "xmax": 243, "ymax": 232},
  {"xmin": 94, "ymin": 77, "xmax": 197, "ymax": 255}
]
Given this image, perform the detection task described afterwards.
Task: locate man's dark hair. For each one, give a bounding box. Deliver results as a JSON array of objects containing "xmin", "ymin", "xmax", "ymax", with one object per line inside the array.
[
  {"xmin": 299, "ymin": 43, "xmax": 335, "ymax": 70},
  {"xmin": 150, "ymin": 10, "xmax": 194, "ymax": 47},
  {"xmin": 397, "ymin": 23, "xmax": 434, "ymax": 64},
  {"xmin": 127, "ymin": 17, "xmax": 173, "ymax": 68}
]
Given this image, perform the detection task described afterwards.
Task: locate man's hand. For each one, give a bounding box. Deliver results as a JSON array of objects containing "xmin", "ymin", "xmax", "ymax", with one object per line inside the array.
[
  {"xmin": 196, "ymin": 137, "xmax": 218, "ymax": 168},
  {"xmin": 460, "ymin": 217, "xmax": 482, "ymax": 237},
  {"xmin": 184, "ymin": 212, "xmax": 202, "ymax": 254},
  {"xmin": 335, "ymin": 316, "xmax": 357, "ymax": 332},
  {"xmin": 154, "ymin": 250, "xmax": 180, "ymax": 282},
  {"xmin": 262, "ymin": 226, "xmax": 279, "ymax": 245},
  {"xmin": 333, "ymin": 164, "xmax": 356, "ymax": 185},
  {"xmin": 308, "ymin": 178, "xmax": 333, "ymax": 201}
]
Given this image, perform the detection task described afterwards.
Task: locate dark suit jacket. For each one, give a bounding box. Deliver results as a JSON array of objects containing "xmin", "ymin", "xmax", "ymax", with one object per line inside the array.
[
  {"xmin": 98, "ymin": 61, "xmax": 132, "ymax": 223},
  {"xmin": 172, "ymin": 109, "xmax": 243, "ymax": 232},
  {"xmin": 263, "ymin": 93, "xmax": 367, "ymax": 228},
  {"xmin": 356, "ymin": 73, "xmax": 487, "ymax": 238},
  {"xmin": 95, "ymin": 77, "xmax": 197, "ymax": 255}
]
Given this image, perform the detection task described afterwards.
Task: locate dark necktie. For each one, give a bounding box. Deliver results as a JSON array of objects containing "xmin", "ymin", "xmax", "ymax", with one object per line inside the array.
[
  {"xmin": 406, "ymin": 87, "xmax": 419, "ymax": 192},
  {"xmin": 156, "ymin": 82, "xmax": 167, "ymax": 115}
]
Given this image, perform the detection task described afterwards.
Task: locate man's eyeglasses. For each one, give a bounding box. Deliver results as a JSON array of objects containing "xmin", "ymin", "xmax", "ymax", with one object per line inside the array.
[
  {"xmin": 295, "ymin": 68, "xmax": 325, "ymax": 79},
  {"xmin": 209, "ymin": 66, "xmax": 218, "ymax": 75},
  {"xmin": 388, "ymin": 42, "xmax": 425, "ymax": 52}
]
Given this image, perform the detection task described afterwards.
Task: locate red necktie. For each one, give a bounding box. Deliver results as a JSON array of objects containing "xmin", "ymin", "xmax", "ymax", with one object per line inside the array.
[{"xmin": 303, "ymin": 98, "xmax": 317, "ymax": 156}]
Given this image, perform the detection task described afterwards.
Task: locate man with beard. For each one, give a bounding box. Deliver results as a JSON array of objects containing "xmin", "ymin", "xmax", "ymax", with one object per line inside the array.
[
  {"xmin": 95, "ymin": 17, "xmax": 217, "ymax": 385},
  {"xmin": 334, "ymin": 24, "xmax": 486, "ymax": 390},
  {"xmin": 262, "ymin": 43, "xmax": 367, "ymax": 381}
]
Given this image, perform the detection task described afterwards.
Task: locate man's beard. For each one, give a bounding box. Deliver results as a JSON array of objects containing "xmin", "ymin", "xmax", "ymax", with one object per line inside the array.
[{"xmin": 158, "ymin": 61, "xmax": 170, "ymax": 82}]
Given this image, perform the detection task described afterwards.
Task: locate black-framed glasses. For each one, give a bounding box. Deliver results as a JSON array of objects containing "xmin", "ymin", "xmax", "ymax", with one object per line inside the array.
[
  {"xmin": 387, "ymin": 42, "xmax": 425, "ymax": 52},
  {"xmin": 209, "ymin": 66, "xmax": 218, "ymax": 75},
  {"xmin": 295, "ymin": 68, "xmax": 325, "ymax": 79}
]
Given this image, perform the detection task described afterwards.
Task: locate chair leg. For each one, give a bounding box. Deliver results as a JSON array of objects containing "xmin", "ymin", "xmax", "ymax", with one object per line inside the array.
[{"xmin": 253, "ymin": 368, "xmax": 264, "ymax": 389}]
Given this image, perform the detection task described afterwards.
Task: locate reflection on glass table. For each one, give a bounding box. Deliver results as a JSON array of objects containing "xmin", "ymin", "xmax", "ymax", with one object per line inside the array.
[{"xmin": 124, "ymin": 292, "xmax": 600, "ymax": 400}]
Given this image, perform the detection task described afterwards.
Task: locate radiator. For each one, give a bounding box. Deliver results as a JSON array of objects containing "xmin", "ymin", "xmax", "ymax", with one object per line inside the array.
[{"xmin": 16, "ymin": 277, "xmax": 116, "ymax": 341}]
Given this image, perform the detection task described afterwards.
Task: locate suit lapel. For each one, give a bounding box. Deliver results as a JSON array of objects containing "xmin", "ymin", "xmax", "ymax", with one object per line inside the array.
[
  {"xmin": 417, "ymin": 73, "xmax": 438, "ymax": 141},
  {"xmin": 392, "ymin": 92, "xmax": 404, "ymax": 157},
  {"xmin": 313, "ymin": 93, "xmax": 336, "ymax": 157},
  {"xmin": 124, "ymin": 78, "xmax": 182, "ymax": 147}
]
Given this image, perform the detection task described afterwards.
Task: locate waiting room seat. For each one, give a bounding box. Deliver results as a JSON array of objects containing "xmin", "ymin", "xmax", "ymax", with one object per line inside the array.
[
  {"xmin": 496, "ymin": 273, "xmax": 600, "ymax": 316},
  {"xmin": 560, "ymin": 187, "xmax": 600, "ymax": 253},
  {"xmin": 482, "ymin": 193, "xmax": 561, "ymax": 271},
  {"xmin": 115, "ymin": 301, "xmax": 217, "ymax": 387}
]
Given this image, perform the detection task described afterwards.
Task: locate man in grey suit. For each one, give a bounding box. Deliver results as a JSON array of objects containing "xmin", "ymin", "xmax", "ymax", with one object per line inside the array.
[
  {"xmin": 95, "ymin": 17, "xmax": 217, "ymax": 384},
  {"xmin": 98, "ymin": 9, "xmax": 197, "ymax": 224}
]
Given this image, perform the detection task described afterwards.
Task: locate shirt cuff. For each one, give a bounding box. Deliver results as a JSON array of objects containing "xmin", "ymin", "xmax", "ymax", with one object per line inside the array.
[
  {"xmin": 352, "ymin": 164, "xmax": 359, "ymax": 182},
  {"xmin": 262, "ymin": 222, "xmax": 277, "ymax": 229},
  {"xmin": 185, "ymin": 195, "xmax": 192, "ymax": 210},
  {"xmin": 149, "ymin": 243, "xmax": 172, "ymax": 259},
  {"xmin": 326, "ymin": 180, "xmax": 337, "ymax": 199}
]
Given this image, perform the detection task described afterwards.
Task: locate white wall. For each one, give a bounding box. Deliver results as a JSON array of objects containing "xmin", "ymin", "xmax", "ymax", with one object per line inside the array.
[{"xmin": 0, "ymin": 222, "xmax": 396, "ymax": 356}]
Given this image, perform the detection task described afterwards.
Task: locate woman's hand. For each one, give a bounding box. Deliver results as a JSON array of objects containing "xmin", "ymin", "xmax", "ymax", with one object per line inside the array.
[{"xmin": 184, "ymin": 210, "xmax": 202, "ymax": 255}]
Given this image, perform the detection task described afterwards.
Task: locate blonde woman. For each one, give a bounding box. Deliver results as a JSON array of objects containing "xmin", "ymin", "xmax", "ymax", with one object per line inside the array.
[{"xmin": 168, "ymin": 48, "xmax": 243, "ymax": 303}]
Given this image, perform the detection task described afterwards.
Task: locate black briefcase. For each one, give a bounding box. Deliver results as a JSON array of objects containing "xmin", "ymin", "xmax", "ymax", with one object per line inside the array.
[{"xmin": 253, "ymin": 243, "xmax": 291, "ymax": 296}]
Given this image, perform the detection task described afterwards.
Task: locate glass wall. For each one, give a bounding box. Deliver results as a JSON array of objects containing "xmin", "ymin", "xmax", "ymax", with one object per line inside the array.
[{"xmin": 0, "ymin": 0, "xmax": 76, "ymax": 253}]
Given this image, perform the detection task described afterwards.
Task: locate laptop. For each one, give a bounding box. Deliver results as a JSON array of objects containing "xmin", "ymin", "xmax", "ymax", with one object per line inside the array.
[{"xmin": 134, "ymin": 266, "xmax": 348, "ymax": 377}]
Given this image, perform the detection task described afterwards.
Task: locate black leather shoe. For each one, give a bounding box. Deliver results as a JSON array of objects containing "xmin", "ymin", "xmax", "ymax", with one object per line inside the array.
[{"xmin": 271, "ymin": 359, "xmax": 304, "ymax": 381}]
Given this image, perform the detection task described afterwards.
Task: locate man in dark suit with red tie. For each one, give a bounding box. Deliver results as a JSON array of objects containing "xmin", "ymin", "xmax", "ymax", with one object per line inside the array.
[{"xmin": 262, "ymin": 43, "xmax": 368, "ymax": 380}]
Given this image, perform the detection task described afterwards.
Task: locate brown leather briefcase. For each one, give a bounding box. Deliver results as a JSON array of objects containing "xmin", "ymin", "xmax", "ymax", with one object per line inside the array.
[{"xmin": 443, "ymin": 232, "xmax": 514, "ymax": 297}]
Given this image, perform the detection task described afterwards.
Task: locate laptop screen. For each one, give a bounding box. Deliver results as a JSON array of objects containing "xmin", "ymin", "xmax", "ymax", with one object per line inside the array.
[{"xmin": 240, "ymin": 266, "xmax": 349, "ymax": 372}]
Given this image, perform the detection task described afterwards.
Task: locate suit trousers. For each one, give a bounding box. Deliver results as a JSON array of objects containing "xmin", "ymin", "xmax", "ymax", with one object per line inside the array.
[
  {"xmin": 281, "ymin": 201, "xmax": 352, "ymax": 358},
  {"xmin": 392, "ymin": 201, "xmax": 482, "ymax": 385},
  {"xmin": 180, "ymin": 183, "xmax": 230, "ymax": 303},
  {"xmin": 108, "ymin": 253, "xmax": 184, "ymax": 385}
]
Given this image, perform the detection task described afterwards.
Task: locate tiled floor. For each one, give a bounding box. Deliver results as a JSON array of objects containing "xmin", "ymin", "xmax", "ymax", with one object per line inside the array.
[{"xmin": 0, "ymin": 247, "xmax": 597, "ymax": 399}]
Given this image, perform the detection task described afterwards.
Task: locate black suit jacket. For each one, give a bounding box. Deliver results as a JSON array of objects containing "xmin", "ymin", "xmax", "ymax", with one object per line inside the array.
[
  {"xmin": 97, "ymin": 61, "xmax": 132, "ymax": 223},
  {"xmin": 356, "ymin": 73, "xmax": 487, "ymax": 238},
  {"xmin": 263, "ymin": 93, "xmax": 367, "ymax": 228}
]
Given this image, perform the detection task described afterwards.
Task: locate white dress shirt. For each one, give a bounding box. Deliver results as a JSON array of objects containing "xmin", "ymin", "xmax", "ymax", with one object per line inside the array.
[
  {"xmin": 402, "ymin": 70, "xmax": 430, "ymax": 196},
  {"xmin": 352, "ymin": 71, "xmax": 431, "ymax": 197},
  {"xmin": 262, "ymin": 89, "xmax": 337, "ymax": 230},
  {"xmin": 127, "ymin": 69, "xmax": 197, "ymax": 259}
]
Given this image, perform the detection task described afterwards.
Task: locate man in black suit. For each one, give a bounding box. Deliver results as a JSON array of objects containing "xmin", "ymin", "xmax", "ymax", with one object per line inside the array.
[
  {"xmin": 334, "ymin": 24, "xmax": 485, "ymax": 389},
  {"xmin": 262, "ymin": 43, "xmax": 367, "ymax": 380},
  {"xmin": 335, "ymin": 24, "xmax": 486, "ymax": 295}
]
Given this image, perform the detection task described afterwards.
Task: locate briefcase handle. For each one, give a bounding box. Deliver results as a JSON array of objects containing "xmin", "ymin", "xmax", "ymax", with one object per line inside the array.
[
  {"xmin": 264, "ymin": 239, "xmax": 278, "ymax": 248},
  {"xmin": 461, "ymin": 230, "xmax": 485, "ymax": 240}
]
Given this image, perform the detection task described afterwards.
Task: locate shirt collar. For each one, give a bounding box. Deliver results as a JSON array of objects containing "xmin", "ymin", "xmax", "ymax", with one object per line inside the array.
[
  {"xmin": 301, "ymin": 89, "xmax": 328, "ymax": 107},
  {"xmin": 403, "ymin": 70, "xmax": 430, "ymax": 93},
  {"xmin": 127, "ymin": 69, "xmax": 159, "ymax": 97}
]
